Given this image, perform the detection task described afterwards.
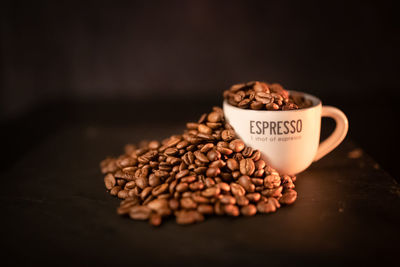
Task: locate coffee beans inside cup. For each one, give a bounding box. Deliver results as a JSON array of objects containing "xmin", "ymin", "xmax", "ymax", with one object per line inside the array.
[
  {"xmin": 223, "ymin": 81, "xmax": 313, "ymax": 110},
  {"xmin": 100, "ymin": 102, "xmax": 298, "ymax": 226}
]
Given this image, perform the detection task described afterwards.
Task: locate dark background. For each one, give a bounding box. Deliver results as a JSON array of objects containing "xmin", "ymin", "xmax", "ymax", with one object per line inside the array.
[
  {"xmin": 1, "ymin": 0, "xmax": 398, "ymax": 173},
  {"xmin": 1, "ymin": 1, "xmax": 400, "ymax": 266}
]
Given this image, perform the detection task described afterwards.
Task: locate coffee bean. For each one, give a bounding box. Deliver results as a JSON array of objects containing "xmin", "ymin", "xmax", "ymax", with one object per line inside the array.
[
  {"xmin": 175, "ymin": 210, "xmax": 200, "ymax": 225},
  {"xmin": 200, "ymin": 143, "xmax": 214, "ymax": 153},
  {"xmin": 207, "ymin": 112, "xmax": 222, "ymax": 123},
  {"xmin": 241, "ymin": 204, "xmax": 257, "ymax": 216},
  {"xmin": 149, "ymin": 213, "xmax": 162, "ymax": 226},
  {"xmin": 104, "ymin": 173, "xmax": 116, "ymax": 190},
  {"xmin": 175, "ymin": 169, "xmax": 189, "ymax": 179},
  {"xmin": 279, "ymin": 189, "xmax": 297, "ymax": 205},
  {"xmin": 206, "ymin": 167, "xmax": 220, "ymax": 177},
  {"xmin": 230, "ymin": 183, "xmax": 245, "ymax": 196},
  {"xmin": 218, "ymin": 182, "xmax": 230, "ymax": 192},
  {"xmin": 164, "ymin": 147, "xmax": 179, "ymax": 156},
  {"xmin": 189, "ymin": 181, "xmax": 204, "ymax": 191},
  {"xmin": 229, "ymin": 139, "xmax": 245, "ymax": 152},
  {"xmin": 117, "ymin": 189, "xmax": 129, "ymax": 199},
  {"xmin": 264, "ymin": 175, "xmax": 281, "ymax": 189},
  {"xmin": 168, "ymin": 199, "xmax": 179, "ymax": 210},
  {"xmin": 139, "ymin": 187, "xmax": 151, "ymax": 200},
  {"xmin": 180, "ymin": 197, "xmax": 197, "ymax": 209},
  {"xmin": 176, "ymin": 182, "xmax": 189, "ymax": 193},
  {"xmin": 220, "ymin": 195, "xmax": 236, "ymax": 205},
  {"xmin": 147, "ymin": 198, "xmax": 168, "ymax": 211},
  {"xmin": 240, "ymin": 158, "xmax": 255, "ymax": 176},
  {"xmin": 198, "ymin": 124, "xmax": 212, "ymax": 135},
  {"xmin": 261, "ymin": 186, "xmax": 283, "ymax": 198},
  {"xmin": 197, "ymin": 204, "xmax": 214, "ymax": 214},
  {"xmin": 110, "ymin": 186, "xmax": 122, "ymax": 196},
  {"xmin": 236, "ymin": 195, "xmax": 249, "ymax": 206},
  {"xmin": 192, "ymin": 195, "xmax": 210, "ymax": 204},
  {"xmin": 238, "ymin": 176, "xmax": 253, "ymax": 192},
  {"xmin": 221, "ymin": 130, "xmax": 235, "ymax": 141},
  {"xmin": 202, "ymin": 186, "xmax": 221, "ymax": 197},
  {"xmin": 246, "ymin": 193, "xmax": 261, "ymax": 202},
  {"xmin": 225, "ymin": 158, "xmax": 238, "ymax": 171},
  {"xmin": 194, "ymin": 151, "xmax": 209, "ymax": 163},
  {"xmin": 206, "ymin": 149, "xmax": 221, "ymax": 161},
  {"xmin": 129, "ymin": 206, "xmax": 152, "ymax": 220},
  {"xmin": 224, "ymin": 204, "xmax": 240, "ymax": 216},
  {"xmin": 152, "ymin": 183, "xmax": 168, "ymax": 196}
]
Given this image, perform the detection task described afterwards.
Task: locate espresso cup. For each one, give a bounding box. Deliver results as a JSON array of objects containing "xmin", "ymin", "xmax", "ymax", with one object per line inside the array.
[{"xmin": 223, "ymin": 91, "xmax": 348, "ymax": 175}]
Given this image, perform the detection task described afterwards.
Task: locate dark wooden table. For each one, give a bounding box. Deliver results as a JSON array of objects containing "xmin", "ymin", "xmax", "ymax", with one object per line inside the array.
[{"xmin": 1, "ymin": 116, "xmax": 400, "ymax": 266}]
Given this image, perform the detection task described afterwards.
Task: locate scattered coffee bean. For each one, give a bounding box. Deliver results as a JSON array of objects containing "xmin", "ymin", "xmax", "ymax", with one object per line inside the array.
[{"xmin": 101, "ymin": 104, "xmax": 298, "ymax": 226}]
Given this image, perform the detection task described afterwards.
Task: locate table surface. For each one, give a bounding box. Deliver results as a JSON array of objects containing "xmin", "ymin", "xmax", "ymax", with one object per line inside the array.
[{"xmin": 1, "ymin": 121, "xmax": 400, "ymax": 266}]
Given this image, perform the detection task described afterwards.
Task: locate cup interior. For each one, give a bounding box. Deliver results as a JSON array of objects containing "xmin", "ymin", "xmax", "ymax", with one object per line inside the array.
[{"xmin": 223, "ymin": 90, "xmax": 321, "ymax": 112}]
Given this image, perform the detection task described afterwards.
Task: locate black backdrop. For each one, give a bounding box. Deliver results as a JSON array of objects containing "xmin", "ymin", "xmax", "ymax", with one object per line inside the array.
[{"xmin": 1, "ymin": 0, "xmax": 399, "ymax": 177}]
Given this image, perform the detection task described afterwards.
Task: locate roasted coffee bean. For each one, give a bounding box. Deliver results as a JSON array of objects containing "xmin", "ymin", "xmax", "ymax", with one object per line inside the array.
[
  {"xmin": 240, "ymin": 158, "xmax": 255, "ymax": 176},
  {"xmin": 181, "ymin": 175, "xmax": 196, "ymax": 183},
  {"xmin": 204, "ymin": 177, "xmax": 216, "ymax": 188},
  {"xmin": 169, "ymin": 198, "xmax": 180, "ymax": 210},
  {"xmin": 220, "ymin": 195, "xmax": 236, "ymax": 205},
  {"xmin": 224, "ymin": 204, "xmax": 240, "ymax": 216},
  {"xmin": 251, "ymin": 178, "xmax": 264, "ymax": 186},
  {"xmin": 238, "ymin": 176, "xmax": 254, "ymax": 192},
  {"xmin": 197, "ymin": 204, "xmax": 214, "ymax": 214},
  {"xmin": 189, "ymin": 181, "xmax": 204, "ymax": 191},
  {"xmin": 192, "ymin": 195, "xmax": 210, "ymax": 204},
  {"xmin": 246, "ymin": 193, "xmax": 261, "ymax": 202},
  {"xmin": 200, "ymin": 143, "xmax": 214, "ymax": 153},
  {"xmin": 279, "ymin": 189, "xmax": 297, "ymax": 205},
  {"xmin": 209, "ymin": 159, "xmax": 226, "ymax": 168},
  {"xmin": 261, "ymin": 186, "xmax": 283, "ymax": 198},
  {"xmin": 147, "ymin": 198, "xmax": 168, "ymax": 211},
  {"xmin": 148, "ymin": 174, "xmax": 161, "ymax": 187},
  {"xmin": 202, "ymin": 186, "xmax": 221, "ymax": 197},
  {"xmin": 236, "ymin": 195, "xmax": 249, "ymax": 206},
  {"xmin": 110, "ymin": 186, "xmax": 122, "ymax": 196},
  {"xmin": 152, "ymin": 183, "xmax": 169, "ymax": 196},
  {"xmin": 140, "ymin": 187, "xmax": 152, "ymax": 200},
  {"xmin": 117, "ymin": 189, "xmax": 129, "ymax": 199},
  {"xmin": 164, "ymin": 147, "xmax": 179, "ymax": 156},
  {"xmin": 149, "ymin": 213, "xmax": 162, "ymax": 226},
  {"xmin": 104, "ymin": 173, "xmax": 116, "ymax": 190},
  {"xmin": 198, "ymin": 124, "xmax": 212, "ymax": 135},
  {"xmin": 175, "ymin": 169, "xmax": 190, "ymax": 179},
  {"xmin": 241, "ymin": 204, "xmax": 257, "ymax": 216},
  {"xmin": 242, "ymin": 147, "xmax": 253, "ymax": 157},
  {"xmin": 180, "ymin": 197, "xmax": 197, "ymax": 209},
  {"xmin": 230, "ymin": 183, "xmax": 245, "ymax": 196},
  {"xmin": 264, "ymin": 175, "xmax": 281, "ymax": 189},
  {"xmin": 207, "ymin": 149, "xmax": 221, "ymax": 161},
  {"xmin": 206, "ymin": 167, "xmax": 220, "ymax": 177},
  {"xmin": 218, "ymin": 182, "xmax": 231, "ymax": 192},
  {"xmin": 194, "ymin": 151, "xmax": 209, "ymax": 163},
  {"xmin": 221, "ymin": 130, "xmax": 235, "ymax": 141},
  {"xmin": 176, "ymin": 182, "xmax": 189, "ymax": 193},
  {"xmin": 226, "ymin": 158, "xmax": 239, "ymax": 171},
  {"xmin": 129, "ymin": 206, "xmax": 151, "ymax": 220},
  {"xmin": 175, "ymin": 210, "xmax": 198, "ymax": 225},
  {"xmin": 229, "ymin": 139, "xmax": 245, "ymax": 152}
]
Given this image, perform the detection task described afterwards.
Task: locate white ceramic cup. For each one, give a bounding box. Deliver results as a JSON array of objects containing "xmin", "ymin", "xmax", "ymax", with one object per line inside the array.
[{"xmin": 223, "ymin": 91, "xmax": 348, "ymax": 175}]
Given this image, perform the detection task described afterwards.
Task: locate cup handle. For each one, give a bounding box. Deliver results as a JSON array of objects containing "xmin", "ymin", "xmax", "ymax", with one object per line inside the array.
[{"xmin": 314, "ymin": 106, "xmax": 349, "ymax": 161}]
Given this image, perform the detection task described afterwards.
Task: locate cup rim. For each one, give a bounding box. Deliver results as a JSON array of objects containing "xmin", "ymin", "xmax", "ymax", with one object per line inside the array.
[{"xmin": 223, "ymin": 90, "xmax": 322, "ymax": 113}]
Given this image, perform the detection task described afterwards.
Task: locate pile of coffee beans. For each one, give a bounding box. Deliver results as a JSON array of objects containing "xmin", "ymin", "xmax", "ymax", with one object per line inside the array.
[
  {"xmin": 223, "ymin": 81, "xmax": 313, "ymax": 110},
  {"xmin": 100, "ymin": 106, "xmax": 297, "ymax": 226}
]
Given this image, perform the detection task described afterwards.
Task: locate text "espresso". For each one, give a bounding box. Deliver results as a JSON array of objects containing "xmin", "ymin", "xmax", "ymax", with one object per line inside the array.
[{"xmin": 250, "ymin": 120, "xmax": 302, "ymax": 135}]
